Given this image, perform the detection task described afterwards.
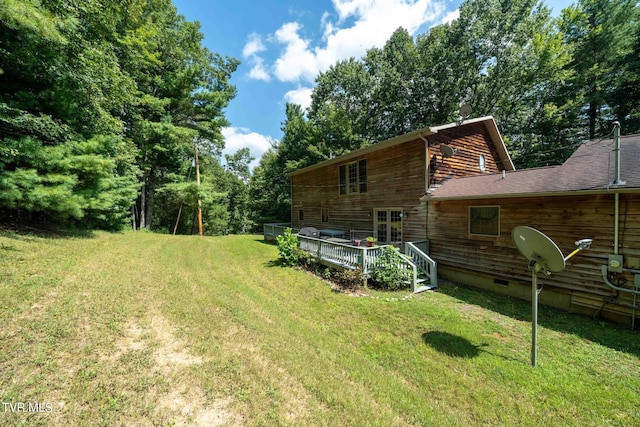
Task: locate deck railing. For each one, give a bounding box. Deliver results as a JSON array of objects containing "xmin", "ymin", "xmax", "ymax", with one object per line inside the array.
[
  {"xmin": 263, "ymin": 223, "xmax": 299, "ymax": 241},
  {"xmin": 298, "ymin": 235, "xmax": 387, "ymax": 276},
  {"xmin": 264, "ymin": 225, "xmax": 436, "ymax": 292},
  {"xmin": 405, "ymin": 241, "xmax": 437, "ymax": 289}
]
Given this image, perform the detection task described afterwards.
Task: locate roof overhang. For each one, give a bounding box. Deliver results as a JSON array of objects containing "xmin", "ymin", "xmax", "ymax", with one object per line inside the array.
[
  {"xmin": 422, "ymin": 186, "xmax": 640, "ymax": 202},
  {"xmin": 288, "ymin": 116, "xmax": 514, "ymax": 177}
]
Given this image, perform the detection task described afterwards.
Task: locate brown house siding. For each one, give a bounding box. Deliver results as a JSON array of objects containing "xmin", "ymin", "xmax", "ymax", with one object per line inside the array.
[
  {"xmin": 427, "ymin": 122, "xmax": 503, "ymax": 185},
  {"xmin": 427, "ymin": 193, "xmax": 640, "ymax": 321},
  {"xmin": 291, "ymin": 138, "xmax": 428, "ymax": 242}
]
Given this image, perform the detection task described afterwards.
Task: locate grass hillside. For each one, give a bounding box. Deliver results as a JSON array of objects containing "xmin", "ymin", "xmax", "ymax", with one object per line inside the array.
[{"xmin": 1, "ymin": 230, "xmax": 639, "ymax": 426}]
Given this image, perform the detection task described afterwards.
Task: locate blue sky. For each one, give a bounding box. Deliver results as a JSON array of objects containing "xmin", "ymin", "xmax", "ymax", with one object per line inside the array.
[{"xmin": 172, "ymin": 0, "xmax": 574, "ymax": 168}]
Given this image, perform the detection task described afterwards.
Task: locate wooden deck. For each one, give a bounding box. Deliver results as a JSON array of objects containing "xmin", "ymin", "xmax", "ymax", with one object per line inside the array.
[{"xmin": 264, "ymin": 223, "xmax": 437, "ymax": 292}]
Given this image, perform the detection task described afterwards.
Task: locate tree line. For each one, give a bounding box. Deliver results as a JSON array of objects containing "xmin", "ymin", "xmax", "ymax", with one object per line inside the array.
[
  {"xmin": 249, "ymin": 0, "xmax": 640, "ymax": 226},
  {"xmin": 2, "ymin": 0, "xmax": 639, "ymax": 234},
  {"xmin": 0, "ymin": 0, "xmax": 255, "ymax": 234}
]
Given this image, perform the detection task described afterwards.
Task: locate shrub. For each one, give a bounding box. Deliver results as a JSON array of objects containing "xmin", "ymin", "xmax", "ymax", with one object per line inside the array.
[
  {"xmin": 370, "ymin": 246, "xmax": 412, "ymax": 290},
  {"xmin": 276, "ymin": 228, "xmax": 304, "ymax": 266},
  {"xmin": 334, "ymin": 267, "xmax": 365, "ymax": 291}
]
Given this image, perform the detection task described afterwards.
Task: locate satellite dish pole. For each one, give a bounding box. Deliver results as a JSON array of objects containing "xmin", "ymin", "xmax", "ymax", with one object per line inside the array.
[{"xmin": 512, "ymin": 227, "xmax": 592, "ymax": 366}]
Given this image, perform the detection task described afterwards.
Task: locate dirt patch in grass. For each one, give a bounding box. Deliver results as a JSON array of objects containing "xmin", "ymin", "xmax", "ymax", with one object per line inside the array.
[{"xmin": 104, "ymin": 313, "xmax": 243, "ymax": 426}]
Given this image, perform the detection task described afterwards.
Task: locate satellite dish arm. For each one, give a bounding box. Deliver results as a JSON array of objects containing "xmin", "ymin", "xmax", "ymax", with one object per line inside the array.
[{"xmin": 564, "ymin": 239, "xmax": 593, "ymax": 262}]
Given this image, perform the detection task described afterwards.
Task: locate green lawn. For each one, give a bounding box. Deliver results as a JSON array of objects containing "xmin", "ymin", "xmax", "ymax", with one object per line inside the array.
[{"xmin": 1, "ymin": 230, "xmax": 639, "ymax": 426}]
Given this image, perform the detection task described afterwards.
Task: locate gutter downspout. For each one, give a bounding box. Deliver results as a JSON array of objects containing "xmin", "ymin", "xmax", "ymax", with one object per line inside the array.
[
  {"xmin": 419, "ymin": 133, "xmax": 431, "ymax": 242},
  {"xmin": 419, "ymin": 133, "xmax": 430, "ymax": 195}
]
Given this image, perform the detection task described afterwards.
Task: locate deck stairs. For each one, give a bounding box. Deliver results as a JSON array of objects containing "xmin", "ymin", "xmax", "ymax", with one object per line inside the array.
[{"xmin": 404, "ymin": 241, "xmax": 438, "ymax": 293}]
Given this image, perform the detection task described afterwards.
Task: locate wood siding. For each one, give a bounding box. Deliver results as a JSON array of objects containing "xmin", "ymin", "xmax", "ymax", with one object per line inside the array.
[
  {"xmin": 291, "ymin": 138, "xmax": 428, "ymax": 242},
  {"xmin": 427, "ymin": 193, "xmax": 640, "ymax": 322},
  {"xmin": 427, "ymin": 122, "xmax": 504, "ymax": 185},
  {"xmin": 291, "ymin": 122, "xmax": 503, "ymax": 243}
]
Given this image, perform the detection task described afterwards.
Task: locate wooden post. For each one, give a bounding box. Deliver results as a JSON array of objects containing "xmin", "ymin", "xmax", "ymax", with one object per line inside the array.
[{"xmin": 195, "ymin": 144, "xmax": 203, "ymax": 236}]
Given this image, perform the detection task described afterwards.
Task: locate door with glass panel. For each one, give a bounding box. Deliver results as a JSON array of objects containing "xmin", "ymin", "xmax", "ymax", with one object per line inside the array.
[{"xmin": 374, "ymin": 208, "xmax": 403, "ymax": 244}]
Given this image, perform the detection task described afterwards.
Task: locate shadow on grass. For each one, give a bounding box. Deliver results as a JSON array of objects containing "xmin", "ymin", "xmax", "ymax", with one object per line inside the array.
[
  {"xmin": 437, "ymin": 282, "xmax": 640, "ymax": 358},
  {"xmin": 264, "ymin": 258, "xmax": 288, "ymax": 268},
  {"xmin": 422, "ymin": 331, "xmax": 481, "ymax": 358},
  {"xmin": 254, "ymin": 238, "xmax": 277, "ymax": 246},
  {"xmin": 1, "ymin": 223, "xmax": 96, "ymax": 240}
]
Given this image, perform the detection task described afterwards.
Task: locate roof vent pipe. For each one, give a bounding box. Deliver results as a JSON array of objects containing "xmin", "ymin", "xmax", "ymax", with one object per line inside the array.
[{"xmin": 613, "ymin": 121, "xmax": 625, "ymax": 186}]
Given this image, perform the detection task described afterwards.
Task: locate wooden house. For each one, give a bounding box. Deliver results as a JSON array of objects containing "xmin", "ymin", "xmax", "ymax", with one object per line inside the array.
[
  {"xmin": 289, "ymin": 116, "xmax": 514, "ymax": 244},
  {"xmin": 288, "ymin": 116, "xmax": 640, "ymax": 324},
  {"xmin": 425, "ymin": 132, "xmax": 640, "ymax": 324}
]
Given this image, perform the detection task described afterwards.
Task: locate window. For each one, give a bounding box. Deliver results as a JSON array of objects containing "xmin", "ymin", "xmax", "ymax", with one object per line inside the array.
[
  {"xmin": 339, "ymin": 159, "xmax": 367, "ymax": 195},
  {"xmin": 479, "ymin": 154, "xmax": 486, "ymax": 172},
  {"xmin": 358, "ymin": 159, "xmax": 367, "ymax": 193},
  {"xmin": 469, "ymin": 206, "xmax": 500, "ymax": 236},
  {"xmin": 321, "ymin": 208, "xmax": 329, "ymax": 223},
  {"xmin": 299, "ymin": 209, "xmax": 304, "ymax": 221}
]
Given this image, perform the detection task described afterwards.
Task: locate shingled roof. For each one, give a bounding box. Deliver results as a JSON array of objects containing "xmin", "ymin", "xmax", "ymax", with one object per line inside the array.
[{"xmin": 427, "ymin": 134, "xmax": 640, "ymax": 200}]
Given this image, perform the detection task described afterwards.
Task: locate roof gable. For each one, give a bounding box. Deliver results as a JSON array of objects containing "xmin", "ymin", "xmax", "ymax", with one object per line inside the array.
[{"xmin": 288, "ymin": 116, "xmax": 514, "ymax": 177}]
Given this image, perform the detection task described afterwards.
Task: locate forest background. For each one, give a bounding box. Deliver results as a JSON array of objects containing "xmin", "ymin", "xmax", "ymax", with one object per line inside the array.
[{"xmin": 1, "ymin": 0, "xmax": 638, "ymax": 234}]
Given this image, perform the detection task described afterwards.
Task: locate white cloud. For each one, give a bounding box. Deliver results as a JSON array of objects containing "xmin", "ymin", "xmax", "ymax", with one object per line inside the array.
[
  {"xmin": 273, "ymin": 22, "xmax": 320, "ymax": 82},
  {"xmin": 283, "ymin": 87, "xmax": 314, "ymax": 110},
  {"xmin": 440, "ymin": 8, "xmax": 459, "ymax": 25},
  {"xmin": 222, "ymin": 127, "xmax": 274, "ymax": 170},
  {"xmin": 248, "ymin": 57, "xmax": 270, "ymax": 81},
  {"xmin": 242, "ymin": 33, "xmax": 271, "ymax": 81},
  {"xmin": 268, "ymin": 0, "xmax": 444, "ymax": 84},
  {"xmin": 242, "ymin": 32, "xmax": 266, "ymax": 57}
]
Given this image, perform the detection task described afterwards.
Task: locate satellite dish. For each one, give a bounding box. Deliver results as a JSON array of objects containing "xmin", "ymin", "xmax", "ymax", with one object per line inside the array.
[
  {"xmin": 512, "ymin": 226, "xmax": 591, "ymax": 367},
  {"xmin": 512, "ymin": 226, "xmax": 565, "ymax": 273},
  {"xmin": 513, "ymin": 226, "xmax": 565, "ymax": 367},
  {"xmin": 459, "ymin": 104, "xmax": 472, "ymax": 119},
  {"xmin": 440, "ymin": 144, "xmax": 456, "ymax": 159}
]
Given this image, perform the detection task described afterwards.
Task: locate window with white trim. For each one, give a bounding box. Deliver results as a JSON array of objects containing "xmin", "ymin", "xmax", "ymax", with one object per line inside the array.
[{"xmin": 339, "ymin": 159, "xmax": 367, "ymax": 195}]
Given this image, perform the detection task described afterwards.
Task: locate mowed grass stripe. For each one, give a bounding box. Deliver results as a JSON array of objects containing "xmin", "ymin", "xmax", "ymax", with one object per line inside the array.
[{"xmin": 1, "ymin": 231, "xmax": 639, "ymax": 426}]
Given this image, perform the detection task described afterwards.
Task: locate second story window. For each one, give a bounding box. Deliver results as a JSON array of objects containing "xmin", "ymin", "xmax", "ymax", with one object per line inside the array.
[{"xmin": 339, "ymin": 159, "xmax": 367, "ymax": 195}]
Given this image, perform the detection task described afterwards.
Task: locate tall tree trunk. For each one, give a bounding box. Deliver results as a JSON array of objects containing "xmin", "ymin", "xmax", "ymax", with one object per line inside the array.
[
  {"xmin": 131, "ymin": 205, "xmax": 137, "ymax": 231},
  {"xmin": 139, "ymin": 182, "xmax": 146, "ymax": 229},
  {"xmin": 589, "ymin": 100, "xmax": 598, "ymax": 140},
  {"xmin": 146, "ymin": 185, "xmax": 155, "ymax": 230}
]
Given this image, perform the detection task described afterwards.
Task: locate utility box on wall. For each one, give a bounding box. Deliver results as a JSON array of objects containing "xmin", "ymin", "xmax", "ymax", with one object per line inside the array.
[{"xmin": 608, "ymin": 254, "xmax": 624, "ymax": 273}]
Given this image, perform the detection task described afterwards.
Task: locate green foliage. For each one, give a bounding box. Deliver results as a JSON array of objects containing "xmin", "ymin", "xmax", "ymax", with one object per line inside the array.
[
  {"xmin": 276, "ymin": 228, "xmax": 304, "ymax": 267},
  {"xmin": 559, "ymin": 0, "xmax": 639, "ymax": 139},
  {"xmin": 0, "ymin": 130, "xmax": 140, "ymax": 228},
  {"xmin": 248, "ymin": 148, "xmax": 291, "ymax": 227},
  {"xmin": 370, "ymin": 246, "xmax": 412, "ymax": 291},
  {"xmin": 0, "ymin": 0, "xmax": 239, "ymax": 232}
]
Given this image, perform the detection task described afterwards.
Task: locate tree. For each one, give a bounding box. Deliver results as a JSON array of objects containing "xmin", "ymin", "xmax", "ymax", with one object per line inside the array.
[
  {"xmin": 0, "ymin": 0, "xmax": 238, "ymax": 231},
  {"xmin": 0, "ymin": 1, "xmax": 140, "ymax": 228},
  {"xmin": 113, "ymin": 0, "xmax": 238, "ymax": 229},
  {"xmin": 248, "ymin": 148, "xmax": 290, "ymax": 226},
  {"xmin": 613, "ymin": 22, "xmax": 640, "ymax": 133},
  {"xmin": 559, "ymin": 0, "xmax": 639, "ymax": 139},
  {"xmin": 223, "ymin": 148, "xmax": 254, "ymax": 233}
]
